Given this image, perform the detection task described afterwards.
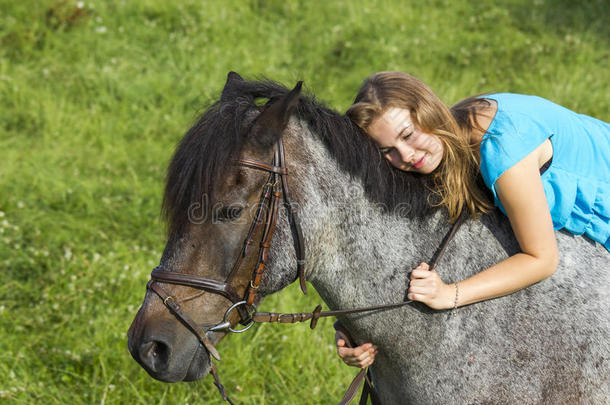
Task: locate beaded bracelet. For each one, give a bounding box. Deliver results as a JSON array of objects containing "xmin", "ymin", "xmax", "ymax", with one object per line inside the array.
[{"xmin": 453, "ymin": 282, "xmax": 459, "ymax": 309}]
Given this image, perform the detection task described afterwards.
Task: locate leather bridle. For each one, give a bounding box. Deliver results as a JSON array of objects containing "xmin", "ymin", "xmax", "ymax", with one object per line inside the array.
[
  {"xmin": 147, "ymin": 136, "xmax": 306, "ymax": 348},
  {"xmin": 144, "ymin": 135, "xmax": 465, "ymax": 404}
]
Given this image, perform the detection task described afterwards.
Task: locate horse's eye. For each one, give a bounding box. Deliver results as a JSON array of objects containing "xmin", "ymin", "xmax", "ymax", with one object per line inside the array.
[{"xmin": 214, "ymin": 206, "xmax": 243, "ymax": 222}]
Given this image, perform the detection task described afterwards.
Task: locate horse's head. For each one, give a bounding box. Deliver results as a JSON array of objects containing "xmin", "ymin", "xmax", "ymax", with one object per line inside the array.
[{"xmin": 127, "ymin": 72, "xmax": 305, "ymax": 382}]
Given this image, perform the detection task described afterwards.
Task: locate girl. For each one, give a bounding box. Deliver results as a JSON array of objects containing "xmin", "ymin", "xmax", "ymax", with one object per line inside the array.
[{"xmin": 336, "ymin": 71, "xmax": 610, "ymax": 369}]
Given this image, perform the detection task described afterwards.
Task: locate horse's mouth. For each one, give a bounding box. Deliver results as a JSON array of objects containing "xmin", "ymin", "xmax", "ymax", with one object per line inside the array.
[
  {"xmin": 181, "ymin": 342, "xmax": 213, "ymax": 382},
  {"xmin": 182, "ymin": 329, "xmax": 227, "ymax": 381},
  {"xmin": 156, "ymin": 329, "xmax": 227, "ymax": 382}
]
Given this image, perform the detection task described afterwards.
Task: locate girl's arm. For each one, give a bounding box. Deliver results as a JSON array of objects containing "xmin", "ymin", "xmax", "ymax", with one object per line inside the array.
[
  {"xmin": 337, "ymin": 143, "xmax": 559, "ymax": 367},
  {"xmin": 408, "ymin": 142, "xmax": 559, "ymax": 309}
]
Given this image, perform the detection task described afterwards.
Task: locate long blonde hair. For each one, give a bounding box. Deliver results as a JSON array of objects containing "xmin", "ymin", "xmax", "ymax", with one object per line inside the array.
[{"xmin": 346, "ymin": 71, "xmax": 493, "ymax": 221}]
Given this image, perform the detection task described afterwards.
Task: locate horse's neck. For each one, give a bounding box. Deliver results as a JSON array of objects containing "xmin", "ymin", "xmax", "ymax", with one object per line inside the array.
[
  {"xmin": 289, "ymin": 127, "xmax": 448, "ymax": 311},
  {"xmin": 306, "ymin": 196, "xmax": 446, "ymax": 311}
]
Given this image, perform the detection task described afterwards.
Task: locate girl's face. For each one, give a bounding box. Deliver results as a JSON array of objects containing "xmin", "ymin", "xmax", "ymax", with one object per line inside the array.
[{"xmin": 367, "ymin": 107, "xmax": 444, "ymax": 174}]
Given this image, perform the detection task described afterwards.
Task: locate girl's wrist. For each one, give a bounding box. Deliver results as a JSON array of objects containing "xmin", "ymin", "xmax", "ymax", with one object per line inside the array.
[{"xmin": 442, "ymin": 282, "xmax": 459, "ymax": 310}]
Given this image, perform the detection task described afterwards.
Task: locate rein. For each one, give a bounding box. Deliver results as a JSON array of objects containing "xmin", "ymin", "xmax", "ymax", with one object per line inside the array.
[
  {"xmin": 145, "ymin": 138, "xmax": 465, "ymax": 404},
  {"xmin": 245, "ymin": 212, "xmax": 465, "ymax": 330}
]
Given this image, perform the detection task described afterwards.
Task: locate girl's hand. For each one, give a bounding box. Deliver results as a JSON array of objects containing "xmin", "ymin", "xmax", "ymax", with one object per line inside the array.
[
  {"xmin": 408, "ymin": 262, "xmax": 455, "ymax": 310},
  {"xmin": 335, "ymin": 336, "xmax": 377, "ymax": 368}
]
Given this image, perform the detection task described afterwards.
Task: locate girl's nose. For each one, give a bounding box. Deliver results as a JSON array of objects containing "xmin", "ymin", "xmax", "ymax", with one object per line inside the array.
[{"xmin": 397, "ymin": 143, "xmax": 415, "ymax": 163}]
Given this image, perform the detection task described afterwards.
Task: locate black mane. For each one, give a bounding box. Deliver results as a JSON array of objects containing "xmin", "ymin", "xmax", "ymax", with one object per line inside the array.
[{"xmin": 163, "ymin": 78, "xmax": 436, "ymax": 236}]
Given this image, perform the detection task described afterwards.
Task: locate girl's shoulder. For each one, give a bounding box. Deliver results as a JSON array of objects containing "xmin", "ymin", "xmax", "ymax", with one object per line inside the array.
[
  {"xmin": 481, "ymin": 93, "xmax": 579, "ymax": 125},
  {"xmin": 478, "ymin": 93, "xmax": 566, "ymax": 146},
  {"xmin": 477, "ymin": 94, "xmax": 554, "ymax": 205},
  {"xmin": 481, "ymin": 92, "xmax": 552, "ymax": 106}
]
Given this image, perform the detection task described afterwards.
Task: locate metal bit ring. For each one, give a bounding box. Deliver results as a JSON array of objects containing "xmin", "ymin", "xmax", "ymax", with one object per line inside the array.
[{"xmin": 224, "ymin": 301, "xmax": 257, "ymax": 333}]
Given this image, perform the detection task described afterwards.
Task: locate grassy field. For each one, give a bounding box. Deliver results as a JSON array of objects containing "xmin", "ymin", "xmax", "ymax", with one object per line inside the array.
[{"xmin": 1, "ymin": 0, "xmax": 608, "ymax": 403}]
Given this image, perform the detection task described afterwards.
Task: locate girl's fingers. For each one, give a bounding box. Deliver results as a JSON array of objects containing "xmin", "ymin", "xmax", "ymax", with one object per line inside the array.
[
  {"xmin": 407, "ymin": 293, "xmax": 422, "ymax": 301},
  {"xmin": 337, "ymin": 346, "xmax": 355, "ymax": 358},
  {"xmin": 360, "ymin": 351, "xmax": 377, "ymax": 368},
  {"xmin": 338, "ymin": 343, "xmax": 373, "ymax": 359},
  {"xmin": 350, "ymin": 345, "xmax": 369, "ymax": 357},
  {"xmin": 336, "ymin": 341, "xmax": 377, "ymax": 368},
  {"xmin": 409, "ymin": 279, "xmax": 435, "ymax": 293},
  {"xmin": 411, "ymin": 269, "xmax": 433, "ymax": 279},
  {"xmin": 357, "ymin": 349, "xmax": 373, "ymax": 361},
  {"xmin": 409, "ymin": 278, "xmax": 432, "ymax": 288},
  {"xmin": 409, "ymin": 285, "xmax": 431, "ymax": 295},
  {"xmin": 351, "ymin": 350, "xmax": 378, "ymax": 368}
]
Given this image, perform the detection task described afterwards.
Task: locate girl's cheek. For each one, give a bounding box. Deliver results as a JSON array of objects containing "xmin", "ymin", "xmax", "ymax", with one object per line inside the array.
[
  {"xmin": 432, "ymin": 137, "xmax": 443, "ymax": 152},
  {"xmin": 415, "ymin": 133, "xmax": 434, "ymax": 149}
]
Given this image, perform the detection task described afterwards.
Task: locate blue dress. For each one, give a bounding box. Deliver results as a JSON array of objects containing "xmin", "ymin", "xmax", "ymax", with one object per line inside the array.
[{"xmin": 478, "ymin": 93, "xmax": 610, "ymax": 251}]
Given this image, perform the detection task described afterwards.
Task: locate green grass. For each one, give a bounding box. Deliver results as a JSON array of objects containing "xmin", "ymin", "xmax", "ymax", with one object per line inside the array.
[{"xmin": 0, "ymin": 0, "xmax": 608, "ymax": 403}]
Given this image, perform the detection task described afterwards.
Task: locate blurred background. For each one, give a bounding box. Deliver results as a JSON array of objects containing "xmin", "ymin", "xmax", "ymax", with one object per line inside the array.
[{"xmin": 1, "ymin": 0, "xmax": 608, "ymax": 403}]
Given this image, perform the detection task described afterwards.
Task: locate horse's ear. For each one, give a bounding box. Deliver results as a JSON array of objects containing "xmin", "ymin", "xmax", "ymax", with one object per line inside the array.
[
  {"xmin": 250, "ymin": 81, "xmax": 302, "ymax": 148},
  {"xmin": 221, "ymin": 71, "xmax": 244, "ymax": 102}
]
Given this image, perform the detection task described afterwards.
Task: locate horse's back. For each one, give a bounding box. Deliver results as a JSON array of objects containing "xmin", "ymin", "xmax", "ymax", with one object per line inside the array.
[{"xmin": 372, "ymin": 214, "xmax": 609, "ymax": 404}]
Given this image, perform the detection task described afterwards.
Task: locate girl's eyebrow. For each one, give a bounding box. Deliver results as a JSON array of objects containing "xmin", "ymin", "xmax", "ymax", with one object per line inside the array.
[{"xmin": 395, "ymin": 124, "xmax": 412, "ymax": 139}]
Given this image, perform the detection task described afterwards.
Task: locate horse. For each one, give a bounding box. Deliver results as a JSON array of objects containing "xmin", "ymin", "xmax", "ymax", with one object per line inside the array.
[{"xmin": 127, "ymin": 72, "xmax": 610, "ymax": 404}]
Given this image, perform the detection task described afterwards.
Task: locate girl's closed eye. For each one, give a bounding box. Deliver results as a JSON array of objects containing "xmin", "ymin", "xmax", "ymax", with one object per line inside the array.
[{"xmin": 401, "ymin": 132, "xmax": 413, "ymax": 141}]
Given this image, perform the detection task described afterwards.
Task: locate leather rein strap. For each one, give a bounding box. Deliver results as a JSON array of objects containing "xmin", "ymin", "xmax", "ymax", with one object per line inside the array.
[
  {"xmin": 144, "ymin": 135, "xmax": 466, "ymax": 404},
  {"xmin": 250, "ymin": 212, "xmax": 466, "ymax": 329}
]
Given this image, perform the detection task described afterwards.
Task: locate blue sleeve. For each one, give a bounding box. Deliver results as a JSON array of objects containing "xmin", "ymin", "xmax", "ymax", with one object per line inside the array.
[{"xmin": 479, "ymin": 110, "xmax": 551, "ymax": 213}]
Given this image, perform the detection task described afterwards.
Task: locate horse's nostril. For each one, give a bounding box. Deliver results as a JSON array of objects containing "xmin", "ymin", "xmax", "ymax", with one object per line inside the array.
[{"xmin": 139, "ymin": 340, "xmax": 171, "ymax": 373}]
